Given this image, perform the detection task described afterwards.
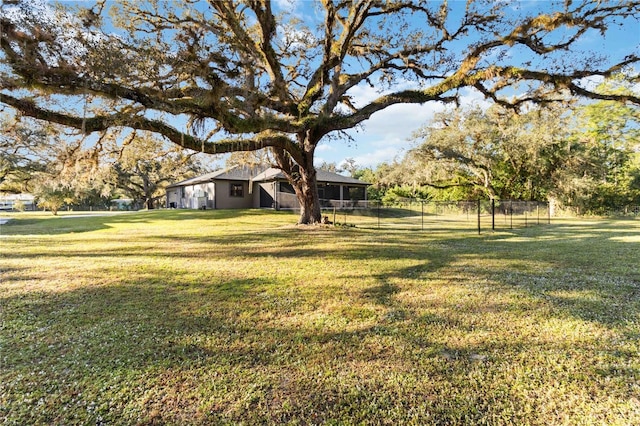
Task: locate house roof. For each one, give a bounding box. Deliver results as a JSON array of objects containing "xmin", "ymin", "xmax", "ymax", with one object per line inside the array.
[
  {"xmin": 167, "ymin": 165, "xmax": 369, "ymax": 188},
  {"xmin": 166, "ymin": 165, "xmax": 267, "ymax": 188},
  {"xmin": 252, "ymin": 168, "xmax": 370, "ymax": 185},
  {"xmin": 0, "ymin": 193, "xmax": 35, "ymax": 201}
]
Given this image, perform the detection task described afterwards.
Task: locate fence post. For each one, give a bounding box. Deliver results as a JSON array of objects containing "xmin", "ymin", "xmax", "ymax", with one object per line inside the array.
[
  {"xmin": 477, "ymin": 199, "xmax": 481, "ymax": 235},
  {"xmin": 537, "ymin": 204, "xmax": 540, "ymax": 225},
  {"xmin": 421, "ymin": 201, "xmax": 424, "ymax": 231},
  {"xmin": 547, "ymin": 202, "xmax": 551, "ymax": 225},
  {"xmin": 333, "ymin": 206, "xmax": 336, "ymax": 226},
  {"xmin": 524, "ymin": 210, "xmax": 527, "ymax": 228},
  {"xmin": 510, "ymin": 200, "xmax": 513, "ymax": 230},
  {"xmin": 377, "ymin": 202, "xmax": 380, "ymax": 229},
  {"xmin": 491, "ymin": 199, "xmax": 495, "ymax": 231}
]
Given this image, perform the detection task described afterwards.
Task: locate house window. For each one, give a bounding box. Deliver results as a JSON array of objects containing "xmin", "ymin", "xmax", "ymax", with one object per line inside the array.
[
  {"xmin": 230, "ymin": 182, "xmax": 244, "ymax": 197},
  {"xmin": 279, "ymin": 182, "xmax": 296, "ymax": 194}
]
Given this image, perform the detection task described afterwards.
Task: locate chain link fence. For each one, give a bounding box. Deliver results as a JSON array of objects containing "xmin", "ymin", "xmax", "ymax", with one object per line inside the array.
[{"xmin": 319, "ymin": 199, "xmax": 551, "ymax": 233}]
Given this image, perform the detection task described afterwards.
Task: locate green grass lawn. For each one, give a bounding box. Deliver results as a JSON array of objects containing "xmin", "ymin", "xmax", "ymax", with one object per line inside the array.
[{"xmin": 1, "ymin": 210, "xmax": 639, "ymax": 425}]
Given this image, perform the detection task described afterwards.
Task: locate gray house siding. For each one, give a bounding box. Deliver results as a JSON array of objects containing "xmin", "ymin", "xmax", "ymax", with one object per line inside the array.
[
  {"xmin": 167, "ymin": 182, "xmax": 215, "ymax": 209},
  {"xmin": 166, "ymin": 188, "xmax": 180, "ymax": 208},
  {"xmin": 166, "ymin": 166, "xmax": 369, "ymax": 211},
  {"xmin": 214, "ymin": 180, "xmax": 253, "ymax": 209}
]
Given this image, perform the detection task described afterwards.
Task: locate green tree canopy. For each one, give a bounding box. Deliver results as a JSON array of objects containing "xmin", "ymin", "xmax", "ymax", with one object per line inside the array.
[
  {"xmin": 106, "ymin": 134, "xmax": 205, "ymax": 209},
  {"xmin": 404, "ymin": 103, "xmax": 573, "ymax": 201},
  {"xmin": 0, "ymin": 115, "xmax": 61, "ymax": 193},
  {"xmin": 382, "ymin": 74, "xmax": 640, "ymax": 211},
  {"xmin": 565, "ymin": 76, "xmax": 640, "ymax": 212}
]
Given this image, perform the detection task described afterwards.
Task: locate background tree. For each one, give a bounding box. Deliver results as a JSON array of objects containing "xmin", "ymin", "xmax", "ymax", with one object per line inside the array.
[
  {"xmin": 34, "ymin": 184, "xmax": 74, "ymax": 215},
  {"xmin": 565, "ymin": 77, "xmax": 640, "ymax": 213},
  {"xmin": 405, "ymin": 103, "xmax": 574, "ymax": 201},
  {"xmin": 0, "ymin": 113, "xmax": 113, "ymax": 210},
  {"xmin": 2, "ymin": 0, "xmax": 639, "ymax": 223},
  {"xmin": 380, "ymin": 74, "xmax": 640, "ymax": 211},
  {"xmin": 225, "ymin": 150, "xmax": 271, "ymax": 171},
  {"xmin": 340, "ymin": 158, "xmax": 359, "ymax": 178},
  {"xmin": 0, "ymin": 115, "xmax": 59, "ymax": 193},
  {"xmin": 318, "ymin": 161, "xmax": 343, "ymax": 174},
  {"xmin": 24, "ymin": 133, "xmax": 111, "ymax": 213},
  {"xmin": 106, "ymin": 134, "xmax": 205, "ymax": 210}
]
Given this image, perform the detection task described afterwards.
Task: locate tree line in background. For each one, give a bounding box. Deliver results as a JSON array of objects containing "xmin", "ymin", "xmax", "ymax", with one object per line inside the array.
[
  {"xmin": 329, "ymin": 77, "xmax": 640, "ymax": 215},
  {"xmin": 0, "ymin": 118, "xmax": 206, "ymax": 214}
]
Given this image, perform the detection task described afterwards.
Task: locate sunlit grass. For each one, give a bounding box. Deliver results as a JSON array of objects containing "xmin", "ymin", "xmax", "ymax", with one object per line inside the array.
[{"xmin": 1, "ymin": 210, "xmax": 639, "ymax": 424}]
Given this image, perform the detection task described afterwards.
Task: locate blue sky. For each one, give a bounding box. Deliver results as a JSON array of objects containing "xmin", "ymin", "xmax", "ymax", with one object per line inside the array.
[
  {"xmin": 4, "ymin": 1, "xmax": 639, "ymax": 170},
  {"xmin": 272, "ymin": 0, "xmax": 640, "ymax": 169}
]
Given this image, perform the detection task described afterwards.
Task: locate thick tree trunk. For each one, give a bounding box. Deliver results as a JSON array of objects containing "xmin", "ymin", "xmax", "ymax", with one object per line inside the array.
[
  {"xmin": 295, "ymin": 166, "xmax": 322, "ymax": 225},
  {"xmin": 272, "ymin": 133, "xmax": 323, "ymax": 225}
]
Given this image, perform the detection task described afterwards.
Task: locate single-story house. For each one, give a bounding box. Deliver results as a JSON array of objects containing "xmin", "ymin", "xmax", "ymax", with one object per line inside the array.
[
  {"xmin": 0, "ymin": 193, "xmax": 36, "ymax": 211},
  {"xmin": 165, "ymin": 166, "xmax": 370, "ymax": 210}
]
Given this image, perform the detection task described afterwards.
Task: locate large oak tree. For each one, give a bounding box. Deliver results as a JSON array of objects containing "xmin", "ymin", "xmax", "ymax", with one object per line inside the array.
[{"xmin": 1, "ymin": 0, "xmax": 639, "ymax": 223}]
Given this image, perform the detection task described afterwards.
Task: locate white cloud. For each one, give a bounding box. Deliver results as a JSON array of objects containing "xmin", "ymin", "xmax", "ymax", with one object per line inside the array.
[
  {"xmin": 351, "ymin": 144, "xmax": 406, "ymax": 168},
  {"xmin": 277, "ymin": 24, "xmax": 316, "ymax": 53},
  {"xmin": 315, "ymin": 143, "xmax": 335, "ymax": 152},
  {"xmin": 320, "ymin": 85, "xmax": 493, "ymax": 167},
  {"xmin": 273, "ymin": 0, "xmax": 301, "ymax": 13},
  {"xmin": 345, "ymin": 79, "xmax": 420, "ymax": 108},
  {"xmin": 358, "ymin": 102, "xmax": 446, "ymax": 139},
  {"xmin": 575, "ymin": 75, "xmax": 605, "ymax": 91},
  {"xmin": 314, "ymin": 156, "xmax": 327, "ymax": 166},
  {"xmin": 458, "ymin": 87, "xmax": 493, "ymax": 109},
  {"xmin": 346, "ymin": 83, "xmax": 490, "ymax": 138},
  {"xmin": 4, "ymin": 0, "xmax": 109, "ymax": 66}
]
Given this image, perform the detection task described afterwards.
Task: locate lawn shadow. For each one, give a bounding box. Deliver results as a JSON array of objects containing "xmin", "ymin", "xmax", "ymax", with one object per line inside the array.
[
  {"xmin": 3, "ymin": 215, "xmax": 640, "ymax": 425},
  {"xmin": 347, "ymin": 218, "xmax": 640, "ymax": 331},
  {"xmin": 0, "ymin": 209, "xmax": 290, "ymax": 236},
  {"xmin": 0, "ymin": 269, "xmax": 537, "ymax": 423}
]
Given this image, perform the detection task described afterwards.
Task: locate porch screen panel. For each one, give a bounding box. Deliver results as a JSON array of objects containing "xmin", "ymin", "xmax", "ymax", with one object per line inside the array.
[
  {"xmin": 324, "ymin": 184, "xmax": 341, "ymax": 200},
  {"xmin": 344, "ymin": 186, "xmax": 365, "ymax": 200}
]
